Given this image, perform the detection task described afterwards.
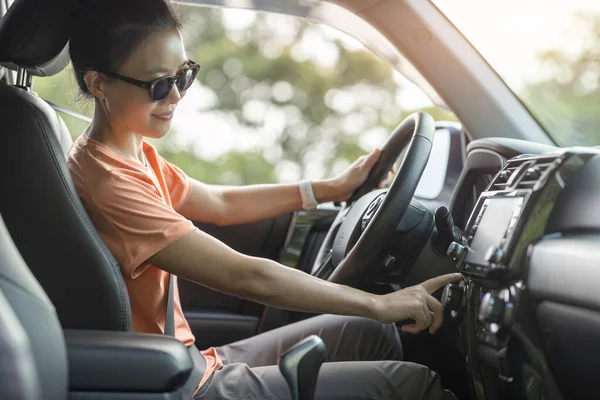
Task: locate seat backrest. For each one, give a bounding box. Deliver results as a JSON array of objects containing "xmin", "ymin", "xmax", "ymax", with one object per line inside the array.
[
  {"xmin": 0, "ymin": 214, "xmax": 66, "ymax": 399},
  {"xmin": 0, "ymin": 0, "xmax": 131, "ymax": 331},
  {"xmin": 0, "ymin": 289, "xmax": 39, "ymax": 400}
]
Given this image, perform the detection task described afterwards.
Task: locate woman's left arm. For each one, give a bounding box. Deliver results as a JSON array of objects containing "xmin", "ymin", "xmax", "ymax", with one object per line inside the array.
[{"xmin": 178, "ymin": 149, "xmax": 382, "ymax": 226}]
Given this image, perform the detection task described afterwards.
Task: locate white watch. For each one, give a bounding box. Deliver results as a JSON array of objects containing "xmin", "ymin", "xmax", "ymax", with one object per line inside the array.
[{"xmin": 299, "ymin": 179, "xmax": 319, "ymax": 210}]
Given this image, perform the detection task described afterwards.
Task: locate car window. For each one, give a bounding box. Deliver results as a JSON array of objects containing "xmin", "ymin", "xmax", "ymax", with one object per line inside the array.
[
  {"xmin": 433, "ymin": 0, "xmax": 600, "ymax": 147},
  {"xmin": 33, "ymin": 65, "xmax": 92, "ymax": 140},
  {"xmin": 34, "ymin": 6, "xmax": 457, "ymax": 188}
]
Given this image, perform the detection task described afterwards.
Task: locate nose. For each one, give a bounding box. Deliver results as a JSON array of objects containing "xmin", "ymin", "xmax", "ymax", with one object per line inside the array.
[{"xmin": 161, "ymin": 81, "xmax": 182, "ymax": 105}]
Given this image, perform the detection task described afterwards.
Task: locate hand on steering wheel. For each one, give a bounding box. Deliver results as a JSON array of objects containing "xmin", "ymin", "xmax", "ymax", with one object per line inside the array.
[{"xmin": 311, "ymin": 112, "xmax": 436, "ymax": 284}]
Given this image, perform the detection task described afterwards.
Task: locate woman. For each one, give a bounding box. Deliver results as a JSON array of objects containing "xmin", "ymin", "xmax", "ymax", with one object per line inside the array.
[{"xmin": 66, "ymin": 0, "xmax": 460, "ymax": 398}]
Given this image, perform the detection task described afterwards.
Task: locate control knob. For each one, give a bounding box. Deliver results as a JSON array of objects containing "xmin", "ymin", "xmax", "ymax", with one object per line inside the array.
[
  {"xmin": 478, "ymin": 289, "xmax": 514, "ymax": 334},
  {"xmin": 478, "ymin": 293, "xmax": 504, "ymax": 326},
  {"xmin": 447, "ymin": 241, "xmax": 467, "ymax": 260},
  {"xmin": 441, "ymin": 283, "xmax": 462, "ymax": 312}
]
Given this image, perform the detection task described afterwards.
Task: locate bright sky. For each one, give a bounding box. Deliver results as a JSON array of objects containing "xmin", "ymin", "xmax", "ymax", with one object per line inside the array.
[{"xmin": 433, "ymin": 0, "xmax": 600, "ymax": 91}]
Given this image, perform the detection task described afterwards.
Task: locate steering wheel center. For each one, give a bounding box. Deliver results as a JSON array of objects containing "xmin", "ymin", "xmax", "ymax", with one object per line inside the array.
[{"xmin": 361, "ymin": 193, "xmax": 386, "ymax": 232}]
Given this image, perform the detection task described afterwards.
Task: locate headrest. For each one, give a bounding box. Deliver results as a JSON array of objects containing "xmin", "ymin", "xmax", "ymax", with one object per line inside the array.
[{"xmin": 0, "ymin": 0, "xmax": 75, "ymax": 76}]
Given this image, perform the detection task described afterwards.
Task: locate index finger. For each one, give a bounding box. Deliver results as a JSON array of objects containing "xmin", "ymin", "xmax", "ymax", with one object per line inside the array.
[{"xmin": 421, "ymin": 273, "xmax": 463, "ymax": 294}]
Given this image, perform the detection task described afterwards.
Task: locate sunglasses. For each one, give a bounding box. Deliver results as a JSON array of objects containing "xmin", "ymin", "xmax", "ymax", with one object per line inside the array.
[{"xmin": 96, "ymin": 60, "xmax": 201, "ymax": 102}]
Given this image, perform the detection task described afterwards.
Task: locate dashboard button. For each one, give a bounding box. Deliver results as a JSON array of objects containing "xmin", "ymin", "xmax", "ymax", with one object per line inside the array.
[
  {"xmin": 478, "ymin": 292, "xmax": 504, "ymax": 325},
  {"xmin": 382, "ymin": 255, "xmax": 396, "ymax": 271},
  {"xmin": 441, "ymin": 283, "xmax": 463, "ymax": 312},
  {"xmin": 447, "ymin": 242, "xmax": 467, "ymax": 259}
]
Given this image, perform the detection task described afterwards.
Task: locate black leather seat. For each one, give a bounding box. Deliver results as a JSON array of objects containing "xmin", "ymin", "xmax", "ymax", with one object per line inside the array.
[
  {"xmin": 0, "ymin": 210, "xmax": 196, "ymax": 400},
  {"xmin": 0, "ymin": 0, "xmax": 199, "ymax": 397},
  {"xmin": 0, "ymin": 214, "xmax": 67, "ymax": 399},
  {"xmin": 0, "ymin": 291, "xmax": 39, "ymax": 400},
  {"xmin": 0, "ymin": 0, "xmax": 132, "ymax": 332}
]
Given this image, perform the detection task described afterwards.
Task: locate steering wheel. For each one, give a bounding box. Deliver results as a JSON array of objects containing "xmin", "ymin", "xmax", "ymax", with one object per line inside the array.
[{"xmin": 311, "ymin": 112, "xmax": 436, "ymax": 284}]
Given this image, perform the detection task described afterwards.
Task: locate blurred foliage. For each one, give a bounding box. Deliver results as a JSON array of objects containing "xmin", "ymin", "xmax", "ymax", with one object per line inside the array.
[
  {"xmin": 523, "ymin": 14, "xmax": 600, "ymax": 147},
  {"xmin": 160, "ymin": 149, "xmax": 276, "ymax": 185},
  {"xmin": 34, "ymin": 6, "xmax": 458, "ymax": 185}
]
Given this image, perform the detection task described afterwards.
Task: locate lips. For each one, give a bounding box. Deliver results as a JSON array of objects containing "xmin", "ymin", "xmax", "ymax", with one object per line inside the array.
[{"xmin": 152, "ymin": 111, "xmax": 174, "ymax": 120}]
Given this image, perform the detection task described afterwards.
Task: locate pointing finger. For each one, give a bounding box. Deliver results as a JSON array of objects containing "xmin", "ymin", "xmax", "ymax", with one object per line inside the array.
[{"xmin": 421, "ymin": 273, "xmax": 463, "ymax": 294}]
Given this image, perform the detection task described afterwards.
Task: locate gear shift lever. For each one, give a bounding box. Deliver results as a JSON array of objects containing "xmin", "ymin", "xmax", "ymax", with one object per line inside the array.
[{"xmin": 278, "ymin": 335, "xmax": 326, "ymax": 400}]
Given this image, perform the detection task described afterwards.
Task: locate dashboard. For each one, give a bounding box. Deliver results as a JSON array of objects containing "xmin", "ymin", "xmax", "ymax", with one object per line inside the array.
[{"xmin": 444, "ymin": 138, "xmax": 600, "ymax": 400}]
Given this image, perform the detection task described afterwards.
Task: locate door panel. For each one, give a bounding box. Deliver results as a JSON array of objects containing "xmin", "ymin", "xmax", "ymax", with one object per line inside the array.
[
  {"xmin": 178, "ymin": 213, "xmax": 293, "ymax": 348},
  {"xmin": 537, "ymin": 302, "xmax": 600, "ymax": 400}
]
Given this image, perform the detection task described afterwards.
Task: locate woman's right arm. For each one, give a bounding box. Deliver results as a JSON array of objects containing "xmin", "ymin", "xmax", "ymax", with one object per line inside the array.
[{"xmin": 148, "ymin": 229, "xmax": 462, "ymax": 334}]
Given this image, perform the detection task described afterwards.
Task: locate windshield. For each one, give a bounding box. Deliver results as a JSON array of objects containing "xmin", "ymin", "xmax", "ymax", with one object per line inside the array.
[{"xmin": 433, "ymin": 0, "xmax": 600, "ymax": 147}]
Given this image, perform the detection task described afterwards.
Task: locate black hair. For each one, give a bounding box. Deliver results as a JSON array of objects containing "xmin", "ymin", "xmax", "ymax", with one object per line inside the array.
[{"xmin": 69, "ymin": 0, "xmax": 182, "ymax": 96}]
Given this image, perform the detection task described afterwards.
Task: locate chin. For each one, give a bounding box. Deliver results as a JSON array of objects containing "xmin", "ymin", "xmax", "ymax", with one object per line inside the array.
[{"xmin": 146, "ymin": 124, "xmax": 171, "ymax": 139}]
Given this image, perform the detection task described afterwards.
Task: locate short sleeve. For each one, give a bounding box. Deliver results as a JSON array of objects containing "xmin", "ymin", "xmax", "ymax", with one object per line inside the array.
[
  {"xmin": 92, "ymin": 172, "xmax": 197, "ymax": 279},
  {"xmin": 158, "ymin": 155, "xmax": 192, "ymax": 211}
]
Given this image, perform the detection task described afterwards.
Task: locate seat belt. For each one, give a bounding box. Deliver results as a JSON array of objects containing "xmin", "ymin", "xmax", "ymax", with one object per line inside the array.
[
  {"xmin": 165, "ymin": 274, "xmax": 206, "ymax": 399},
  {"xmin": 165, "ymin": 274, "xmax": 175, "ymax": 336}
]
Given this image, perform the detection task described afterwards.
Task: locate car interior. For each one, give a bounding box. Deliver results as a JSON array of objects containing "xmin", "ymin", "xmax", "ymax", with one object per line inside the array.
[{"xmin": 1, "ymin": 0, "xmax": 599, "ymax": 400}]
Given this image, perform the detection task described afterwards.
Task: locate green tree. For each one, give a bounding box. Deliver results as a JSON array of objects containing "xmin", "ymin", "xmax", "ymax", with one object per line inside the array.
[{"xmin": 523, "ymin": 14, "xmax": 600, "ymax": 146}]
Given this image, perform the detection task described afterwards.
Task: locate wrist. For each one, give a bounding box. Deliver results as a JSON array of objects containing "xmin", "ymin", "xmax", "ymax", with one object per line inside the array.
[
  {"xmin": 362, "ymin": 293, "xmax": 384, "ymax": 322},
  {"xmin": 311, "ymin": 178, "xmax": 341, "ymax": 203}
]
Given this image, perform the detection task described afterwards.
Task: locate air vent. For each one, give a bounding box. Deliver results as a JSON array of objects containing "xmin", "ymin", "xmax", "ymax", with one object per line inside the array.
[
  {"xmin": 489, "ymin": 165, "xmax": 519, "ymax": 191},
  {"xmin": 514, "ymin": 159, "xmax": 555, "ymax": 189},
  {"xmin": 489, "ymin": 156, "xmax": 559, "ymax": 191}
]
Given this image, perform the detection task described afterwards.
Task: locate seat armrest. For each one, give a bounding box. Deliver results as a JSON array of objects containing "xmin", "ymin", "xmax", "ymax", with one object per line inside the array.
[{"xmin": 64, "ymin": 330, "xmax": 193, "ymax": 393}]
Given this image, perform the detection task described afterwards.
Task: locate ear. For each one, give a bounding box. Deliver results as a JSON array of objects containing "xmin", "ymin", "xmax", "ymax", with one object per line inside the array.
[{"xmin": 83, "ymin": 70, "xmax": 107, "ymax": 100}]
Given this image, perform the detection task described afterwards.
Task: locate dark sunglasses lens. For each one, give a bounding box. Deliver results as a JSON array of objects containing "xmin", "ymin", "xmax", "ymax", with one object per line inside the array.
[
  {"xmin": 177, "ymin": 67, "xmax": 197, "ymax": 92},
  {"xmin": 152, "ymin": 78, "xmax": 174, "ymax": 101}
]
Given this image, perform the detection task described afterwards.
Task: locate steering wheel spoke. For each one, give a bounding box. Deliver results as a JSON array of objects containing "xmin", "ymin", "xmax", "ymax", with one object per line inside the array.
[
  {"xmin": 310, "ymin": 203, "xmax": 350, "ymax": 276},
  {"xmin": 312, "ymin": 250, "xmax": 334, "ymax": 280}
]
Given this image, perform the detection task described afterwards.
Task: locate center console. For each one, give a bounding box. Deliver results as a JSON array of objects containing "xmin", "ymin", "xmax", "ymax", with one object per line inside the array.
[{"xmin": 442, "ymin": 148, "xmax": 599, "ymax": 400}]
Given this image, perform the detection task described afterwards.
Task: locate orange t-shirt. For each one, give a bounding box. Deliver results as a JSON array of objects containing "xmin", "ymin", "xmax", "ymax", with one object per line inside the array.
[{"xmin": 68, "ymin": 133, "xmax": 222, "ymax": 390}]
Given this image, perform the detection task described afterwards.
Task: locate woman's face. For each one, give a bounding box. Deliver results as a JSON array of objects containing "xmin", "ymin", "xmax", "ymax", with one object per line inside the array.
[{"xmin": 100, "ymin": 28, "xmax": 188, "ymax": 139}]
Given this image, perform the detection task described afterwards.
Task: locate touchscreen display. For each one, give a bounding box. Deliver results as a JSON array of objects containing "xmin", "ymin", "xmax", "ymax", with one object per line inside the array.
[{"xmin": 465, "ymin": 197, "xmax": 523, "ymax": 266}]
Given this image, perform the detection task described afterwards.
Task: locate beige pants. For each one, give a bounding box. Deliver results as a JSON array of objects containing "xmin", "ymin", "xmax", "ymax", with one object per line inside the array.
[{"xmin": 194, "ymin": 314, "xmax": 456, "ymax": 400}]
